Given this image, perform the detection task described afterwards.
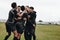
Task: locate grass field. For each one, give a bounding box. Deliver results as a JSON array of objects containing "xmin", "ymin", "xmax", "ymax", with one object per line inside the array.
[{"xmin": 0, "ymin": 22, "xmax": 60, "ymax": 40}]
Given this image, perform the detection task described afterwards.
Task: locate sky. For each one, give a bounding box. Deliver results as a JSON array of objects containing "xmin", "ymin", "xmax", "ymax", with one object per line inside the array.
[{"xmin": 0, "ymin": 0, "xmax": 60, "ymax": 22}]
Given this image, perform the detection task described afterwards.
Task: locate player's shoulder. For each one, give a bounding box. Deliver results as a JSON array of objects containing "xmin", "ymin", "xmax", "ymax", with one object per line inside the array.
[
  {"xmin": 33, "ymin": 11, "xmax": 36, "ymax": 13},
  {"xmin": 9, "ymin": 9, "xmax": 15, "ymax": 14},
  {"xmin": 9, "ymin": 9, "xmax": 13, "ymax": 12}
]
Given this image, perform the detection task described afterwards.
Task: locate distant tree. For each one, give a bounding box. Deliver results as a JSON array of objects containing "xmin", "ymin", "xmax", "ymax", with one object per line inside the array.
[
  {"xmin": 49, "ymin": 22, "xmax": 51, "ymax": 24},
  {"xmin": 39, "ymin": 20, "xmax": 43, "ymax": 22}
]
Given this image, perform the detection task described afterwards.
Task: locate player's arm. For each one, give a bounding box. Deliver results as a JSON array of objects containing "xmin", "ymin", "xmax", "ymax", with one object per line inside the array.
[{"xmin": 32, "ymin": 11, "xmax": 36, "ymax": 27}]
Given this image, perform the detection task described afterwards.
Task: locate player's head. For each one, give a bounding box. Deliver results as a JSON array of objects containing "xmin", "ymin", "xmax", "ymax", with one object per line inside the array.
[
  {"xmin": 21, "ymin": 6, "xmax": 25, "ymax": 11},
  {"xmin": 25, "ymin": 6, "xmax": 31, "ymax": 12},
  {"xmin": 29, "ymin": 6, "xmax": 34, "ymax": 12},
  {"xmin": 30, "ymin": 6, "xmax": 34, "ymax": 10},
  {"xmin": 18, "ymin": 6, "xmax": 20, "ymax": 8},
  {"xmin": 11, "ymin": 2, "xmax": 17, "ymax": 9},
  {"xmin": 25, "ymin": 6, "xmax": 29, "ymax": 10},
  {"xmin": 17, "ymin": 5, "xmax": 21, "ymax": 12}
]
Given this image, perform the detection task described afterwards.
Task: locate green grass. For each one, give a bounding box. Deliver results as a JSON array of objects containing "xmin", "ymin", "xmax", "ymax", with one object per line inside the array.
[{"xmin": 0, "ymin": 22, "xmax": 60, "ymax": 40}]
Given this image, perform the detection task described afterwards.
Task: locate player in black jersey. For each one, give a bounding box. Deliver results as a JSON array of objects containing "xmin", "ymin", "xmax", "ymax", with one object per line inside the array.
[
  {"xmin": 24, "ymin": 6, "xmax": 36, "ymax": 40},
  {"xmin": 24, "ymin": 6, "xmax": 33, "ymax": 40},
  {"xmin": 14, "ymin": 6, "xmax": 23, "ymax": 40},
  {"xmin": 4, "ymin": 2, "xmax": 18, "ymax": 40},
  {"xmin": 14, "ymin": 6, "xmax": 28, "ymax": 40},
  {"xmin": 29, "ymin": 7, "xmax": 36, "ymax": 40}
]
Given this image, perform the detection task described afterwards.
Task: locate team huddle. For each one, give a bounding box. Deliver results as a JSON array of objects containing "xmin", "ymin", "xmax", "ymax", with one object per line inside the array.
[{"xmin": 4, "ymin": 2, "xmax": 36, "ymax": 40}]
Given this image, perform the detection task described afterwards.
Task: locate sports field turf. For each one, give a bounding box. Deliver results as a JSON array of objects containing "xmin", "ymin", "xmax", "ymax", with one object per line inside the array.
[{"xmin": 0, "ymin": 22, "xmax": 60, "ymax": 40}]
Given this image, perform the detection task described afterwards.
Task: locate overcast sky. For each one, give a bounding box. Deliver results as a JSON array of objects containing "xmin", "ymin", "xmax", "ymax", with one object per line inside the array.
[{"xmin": 0, "ymin": 0, "xmax": 60, "ymax": 22}]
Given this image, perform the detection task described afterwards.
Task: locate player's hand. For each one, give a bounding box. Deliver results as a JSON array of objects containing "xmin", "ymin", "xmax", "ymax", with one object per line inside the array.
[
  {"xmin": 17, "ymin": 17, "xmax": 21, "ymax": 19},
  {"xmin": 15, "ymin": 18, "xmax": 18, "ymax": 20},
  {"xmin": 33, "ymin": 24, "xmax": 35, "ymax": 27},
  {"xmin": 23, "ymin": 18, "xmax": 27, "ymax": 21},
  {"xmin": 28, "ymin": 15, "xmax": 30, "ymax": 18}
]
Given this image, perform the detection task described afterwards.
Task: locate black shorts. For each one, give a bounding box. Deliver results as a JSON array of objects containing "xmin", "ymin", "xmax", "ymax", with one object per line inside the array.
[
  {"xmin": 5, "ymin": 22, "xmax": 16, "ymax": 33},
  {"xmin": 16, "ymin": 22, "xmax": 24, "ymax": 34}
]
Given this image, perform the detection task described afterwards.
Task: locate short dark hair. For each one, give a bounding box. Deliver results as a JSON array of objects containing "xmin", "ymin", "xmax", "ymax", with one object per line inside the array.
[
  {"xmin": 18, "ymin": 5, "xmax": 20, "ymax": 7},
  {"xmin": 30, "ymin": 7, "xmax": 34, "ymax": 10},
  {"xmin": 11, "ymin": 2, "xmax": 17, "ymax": 8},
  {"xmin": 26, "ymin": 6, "xmax": 29, "ymax": 8},
  {"xmin": 21, "ymin": 6, "xmax": 25, "ymax": 11}
]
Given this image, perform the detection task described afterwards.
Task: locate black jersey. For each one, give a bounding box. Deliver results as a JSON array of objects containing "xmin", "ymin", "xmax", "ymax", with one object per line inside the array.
[
  {"xmin": 25, "ymin": 11, "xmax": 36, "ymax": 30},
  {"xmin": 5, "ymin": 9, "xmax": 17, "ymax": 32},
  {"xmin": 30, "ymin": 11, "xmax": 36, "ymax": 25},
  {"xmin": 7, "ymin": 9, "xmax": 17, "ymax": 24}
]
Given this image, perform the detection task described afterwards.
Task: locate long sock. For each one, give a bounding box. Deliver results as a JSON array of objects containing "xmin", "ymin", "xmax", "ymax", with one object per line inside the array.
[
  {"xmin": 4, "ymin": 33, "xmax": 11, "ymax": 40},
  {"xmin": 4, "ymin": 35, "xmax": 10, "ymax": 40},
  {"xmin": 18, "ymin": 38, "xmax": 20, "ymax": 40},
  {"xmin": 33, "ymin": 34, "xmax": 36, "ymax": 40},
  {"xmin": 13, "ymin": 37, "xmax": 18, "ymax": 40}
]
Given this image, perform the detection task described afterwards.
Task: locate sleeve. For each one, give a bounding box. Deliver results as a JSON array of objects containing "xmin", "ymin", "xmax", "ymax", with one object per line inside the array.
[
  {"xmin": 8, "ymin": 11, "xmax": 13, "ymax": 21},
  {"xmin": 31, "ymin": 11, "xmax": 36, "ymax": 24},
  {"xmin": 13, "ymin": 10, "xmax": 17, "ymax": 15}
]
